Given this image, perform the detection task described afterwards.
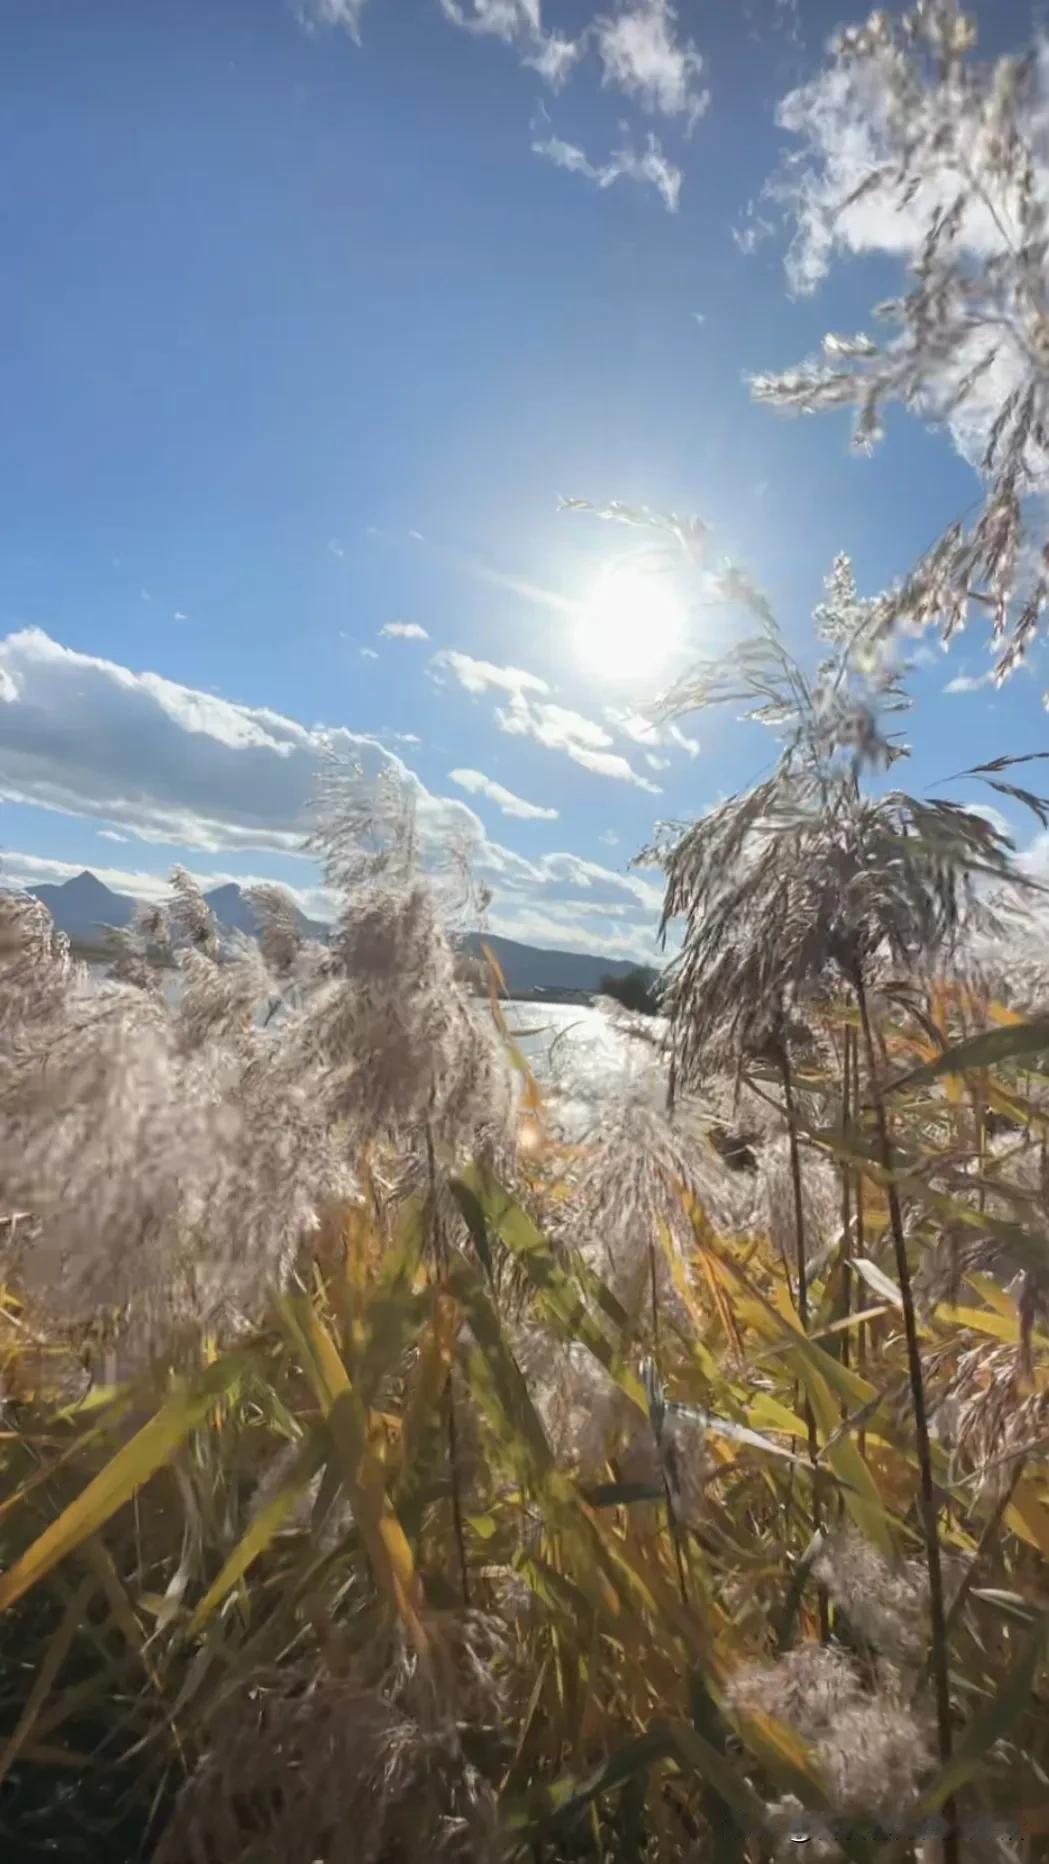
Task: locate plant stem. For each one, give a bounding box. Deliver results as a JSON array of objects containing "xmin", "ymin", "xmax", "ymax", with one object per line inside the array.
[
  {"xmin": 779, "ymin": 1042, "xmax": 828, "ymax": 1639},
  {"xmin": 852, "ymin": 1027, "xmax": 867, "ymax": 1455},
  {"xmin": 425, "ymin": 1122, "xmax": 470, "ymax": 1608},
  {"xmin": 854, "ymin": 972, "xmax": 957, "ymax": 1864},
  {"xmin": 650, "ymin": 1239, "xmax": 690, "ymax": 1608},
  {"xmin": 840, "ymin": 1026, "xmax": 852, "ymax": 1378}
]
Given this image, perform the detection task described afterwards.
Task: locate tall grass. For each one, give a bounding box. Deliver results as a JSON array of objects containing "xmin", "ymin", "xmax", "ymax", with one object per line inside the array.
[{"xmin": 3, "ymin": 732, "xmax": 1049, "ymax": 1859}]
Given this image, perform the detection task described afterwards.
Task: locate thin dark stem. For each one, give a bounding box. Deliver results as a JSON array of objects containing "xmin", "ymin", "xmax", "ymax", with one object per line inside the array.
[
  {"xmin": 779, "ymin": 1042, "xmax": 828, "ymax": 1639},
  {"xmin": 445, "ymin": 1383, "xmax": 471, "ymax": 1610},
  {"xmin": 840, "ymin": 1026, "xmax": 853, "ymax": 1378},
  {"xmin": 780, "ymin": 1045, "xmax": 809, "ymax": 1332},
  {"xmin": 649, "ymin": 1239, "xmax": 689, "ymax": 1608},
  {"xmin": 425, "ymin": 1121, "xmax": 470, "ymax": 1609},
  {"xmin": 852, "ymin": 1029, "xmax": 867, "ymax": 1458},
  {"xmin": 944, "ymin": 1462, "xmax": 1023, "ymax": 1651},
  {"xmin": 854, "ymin": 972, "xmax": 957, "ymax": 1864}
]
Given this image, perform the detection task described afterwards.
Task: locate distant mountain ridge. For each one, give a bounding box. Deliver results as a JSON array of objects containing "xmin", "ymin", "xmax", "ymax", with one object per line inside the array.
[
  {"xmin": 26, "ymin": 870, "xmax": 327, "ymax": 947},
  {"xmin": 22, "ymin": 871, "xmax": 653, "ymax": 996}
]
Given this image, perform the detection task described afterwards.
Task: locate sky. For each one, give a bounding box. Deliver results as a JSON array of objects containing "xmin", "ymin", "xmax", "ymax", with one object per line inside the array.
[{"xmin": 2, "ymin": 0, "xmax": 1048, "ymax": 963}]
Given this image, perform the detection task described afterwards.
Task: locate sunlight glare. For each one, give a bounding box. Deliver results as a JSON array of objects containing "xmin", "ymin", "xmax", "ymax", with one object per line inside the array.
[{"xmin": 574, "ymin": 561, "xmax": 684, "ymax": 681}]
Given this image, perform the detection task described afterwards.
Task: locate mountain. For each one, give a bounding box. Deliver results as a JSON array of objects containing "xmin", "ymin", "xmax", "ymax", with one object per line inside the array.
[
  {"xmin": 25, "ymin": 872, "xmax": 327, "ymax": 949},
  {"xmin": 458, "ymin": 932, "xmax": 655, "ymax": 997},
  {"xmin": 22, "ymin": 871, "xmax": 653, "ymax": 993},
  {"xmin": 29, "ymin": 871, "xmax": 138, "ymax": 943},
  {"xmin": 200, "ymin": 882, "xmax": 328, "ymax": 942}
]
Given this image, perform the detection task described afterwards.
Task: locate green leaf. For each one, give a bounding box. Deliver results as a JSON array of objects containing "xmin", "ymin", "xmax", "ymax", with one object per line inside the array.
[
  {"xmin": 892, "ymin": 1018, "xmax": 1049, "ymax": 1091},
  {"xmin": 667, "ymin": 1721, "xmax": 769, "ymax": 1833},
  {"xmin": 505, "ymin": 1727, "xmax": 674, "ymax": 1837},
  {"xmin": 451, "ymin": 1164, "xmax": 646, "ymax": 1413},
  {"xmin": 185, "ymin": 1430, "xmax": 327, "ymax": 1636},
  {"xmin": 919, "ymin": 1617, "xmax": 1048, "ymax": 1811}
]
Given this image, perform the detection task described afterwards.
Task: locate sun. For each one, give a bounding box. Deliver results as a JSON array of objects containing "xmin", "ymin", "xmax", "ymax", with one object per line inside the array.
[{"xmin": 573, "ymin": 560, "xmax": 685, "ymax": 682}]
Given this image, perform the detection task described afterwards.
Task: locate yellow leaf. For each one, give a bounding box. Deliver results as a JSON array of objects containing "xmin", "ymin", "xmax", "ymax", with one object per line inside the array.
[
  {"xmin": 280, "ymin": 1298, "xmax": 428, "ymax": 1654},
  {"xmin": 1006, "ymin": 1480, "xmax": 1049, "ymax": 1561},
  {"xmin": 0, "ymin": 1355, "xmax": 244, "ymax": 1614},
  {"xmin": 935, "ymin": 1304, "xmax": 1020, "ymax": 1347}
]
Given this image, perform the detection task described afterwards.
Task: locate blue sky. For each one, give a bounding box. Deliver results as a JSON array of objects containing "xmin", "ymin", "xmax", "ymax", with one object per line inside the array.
[{"xmin": 2, "ymin": 0, "xmax": 1047, "ymax": 961}]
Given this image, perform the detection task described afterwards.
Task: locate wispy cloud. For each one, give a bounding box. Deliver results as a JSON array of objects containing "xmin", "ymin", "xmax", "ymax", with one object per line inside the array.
[
  {"xmin": 360, "ymin": 647, "xmax": 379, "ymax": 661},
  {"xmin": 173, "ymin": 610, "xmax": 189, "ymax": 622},
  {"xmin": 599, "ymin": 829, "xmax": 620, "ymax": 847},
  {"xmin": 667, "ymin": 721, "xmax": 699, "ymax": 756},
  {"xmin": 450, "ymin": 767, "xmax": 559, "ymax": 819},
  {"xmin": 532, "ymin": 112, "xmax": 682, "ymax": 212},
  {"xmin": 606, "ymin": 706, "xmax": 659, "ymax": 746},
  {"xmin": 434, "ymin": 649, "xmax": 550, "ymax": 698},
  {"xmin": 385, "ymin": 730, "xmax": 422, "ymax": 745},
  {"xmin": 380, "ymin": 620, "xmax": 429, "ymax": 641},
  {"xmin": 945, "ymin": 670, "xmax": 996, "ymax": 695},
  {"xmin": 593, "ymin": 0, "xmax": 708, "ymax": 126},
  {"xmin": 606, "ymin": 706, "xmax": 699, "ymax": 757},
  {"xmin": 439, "ymin": 0, "xmax": 580, "ymax": 90},
  {"xmin": 498, "ymin": 693, "xmax": 661, "ymax": 790},
  {"xmin": 295, "ymin": 0, "xmax": 371, "ymax": 44},
  {"xmin": 328, "ymin": 538, "xmax": 346, "ymax": 558},
  {"xmin": 570, "ymin": 746, "xmax": 662, "ymax": 790},
  {"xmin": 98, "ymin": 829, "xmax": 129, "ymax": 843}
]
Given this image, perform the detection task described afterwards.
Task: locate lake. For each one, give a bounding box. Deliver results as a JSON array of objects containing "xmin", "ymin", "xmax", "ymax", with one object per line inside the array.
[{"xmin": 84, "ymin": 964, "xmax": 662, "ymax": 1116}]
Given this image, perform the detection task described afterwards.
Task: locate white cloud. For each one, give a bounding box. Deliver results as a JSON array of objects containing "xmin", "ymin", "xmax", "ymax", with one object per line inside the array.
[
  {"xmin": 532, "ymin": 118, "xmax": 682, "ymax": 212},
  {"xmin": 767, "ymin": 44, "xmax": 1049, "ymax": 468},
  {"xmin": 0, "ymin": 668, "xmax": 17, "ymax": 703},
  {"xmin": 966, "ymin": 801, "xmax": 1012, "ymax": 840},
  {"xmin": 439, "ymin": 0, "xmax": 580, "ymax": 90},
  {"xmin": 380, "ymin": 620, "xmax": 429, "ymax": 641},
  {"xmin": 667, "ymin": 721, "xmax": 699, "ymax": 757},
  {"xmin": 945, "ymin": 670, "xmax": 995, "ymax": 694},
  {"xmin": 0, "ymin": 627, "xmax": 662, "ymax": 962},
  {"xmin": 599, "ymin": 829, "xmax": 620, "ymax": 847},
  {"xmin": 498, "ymin": 693, "xmax": 661, "ymax": 790},
  {"xmin": 525, "ymin": 31, "xmax": 580, "ymax": 88},
  {"xmin": 386, "ymin": 730, "xmax": 422, "ymax": 745},
  {"xmin": 173, "ymin": 610, "xmax": 189, "ymax": 622},
  {"xmin": 571, "ymin": 746, "xmax": 662, "ymax": 790},
  {"xmin": 605, "ymin": 706, "xmax": 659, "ymax": 746},
  {"xmin": 593, "ymin": 0, "xmax": 708, "ymax": 126},
  {"xmin": 645, "ymin": 752, "xmax": 670, "ymax": 770},
  {"xmin": 450, "ymin": 767, "xmax": 559, "ymax": 819},
  {"xmin": 434, "ymin": 649, "xmax": 550, "ymax": 698},
  {"xmin": 98, "ymin": 829, "xmax": 129, "ymax": 843},
  {"xmin": 0, "ymin": 626, "xmax": 446, "ymax": 858},
  {"xmin": 360, "ymin": 647, "xmax": 379, "ymax": 661},
  {"xmin": 606, "ymin": 706, "xmax": 699, "ymax": 757},
  {"xmin": 500, "ymin": 696, "xmax": 612, "ymax": 750},
  {"xmin": 296, "ymin": 0, "xmax": 370, "ymax": 43},
  {"xmin": 328, "ymin": 539, "xmax": 345, "ymax": 559}
]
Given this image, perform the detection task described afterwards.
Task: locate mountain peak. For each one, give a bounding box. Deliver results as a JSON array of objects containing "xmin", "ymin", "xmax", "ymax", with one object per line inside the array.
[{"xmin": 24, "ymin": 870, "xmax": 651, "ymax": 989}]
